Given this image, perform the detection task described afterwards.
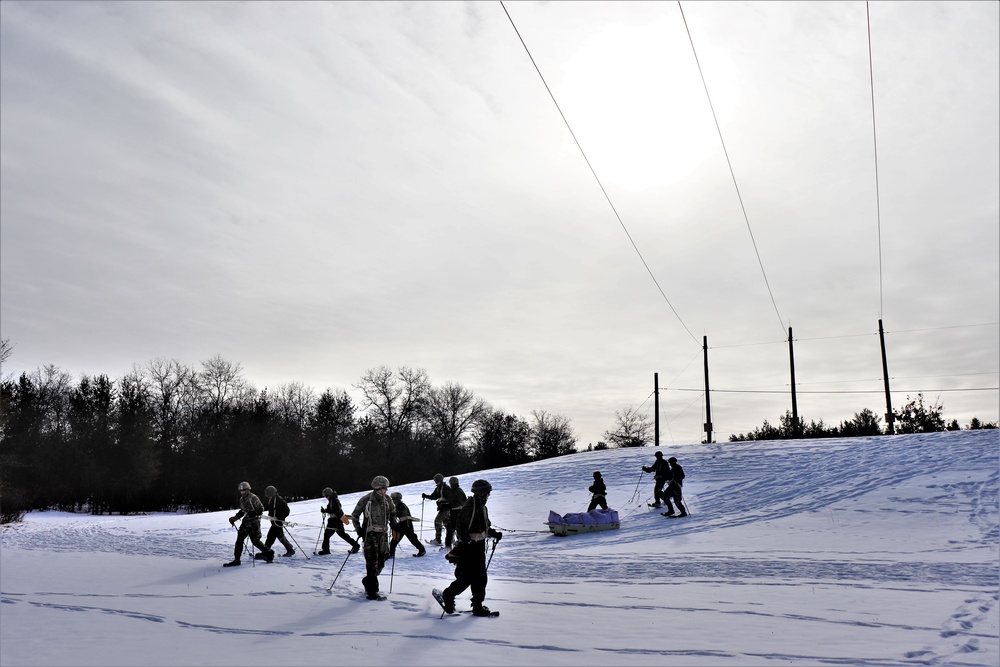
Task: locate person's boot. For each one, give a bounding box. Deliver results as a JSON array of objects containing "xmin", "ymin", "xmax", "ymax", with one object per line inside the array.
[
  {"xmin": 415, "ymin": 547, "xmax": 426, "ymax": 557},
  {"xmin": 472, "ymin": 605, "xmax": 492, "ymax": 617},
  {"xmin": 223, "ymin": 559, "xmax": 241, "ymax": 567},
  {"xmin": 442, "ymin": 591, "xmax": 456, "ymax": 614},
  {"xmin": 282, "ymin": 549, "xmax": 295, "ymax": 557},
  {"xmin": 264, "ymin": 549, "xmax": 275, "ymax": 563}
]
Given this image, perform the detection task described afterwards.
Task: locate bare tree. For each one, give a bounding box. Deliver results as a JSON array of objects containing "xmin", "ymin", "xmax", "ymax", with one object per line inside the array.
[
  {"xmin": 603, "ymin": 406, "xmax": 652, "ymax": 448},
  {"xmin": 271, "ymin": 381, "xmax": 316, "ymax": 430},
  {"xmin": 354, "ymin": 365, "xmax": 430, "ymax": 437},
  {"xmin": 422, "ymin": 381, "xmax": 487, "ymax": 452},
  {"xmin": 143, "ymin": 358, "xmax": 197, "ymax": 451},
  {"xmin": 530, "ymin": 409, "xmax": 577, "ymax": 460},
  {"xmin": 197, "ymin": 355, "xmax": 253, "ymax": 413},
  {"xmin": 0, "ymin": 338, "xmax": 13, "ymax": 381},
  {"xmin": 31, "ymin": 364, "xmax": 73, "ymax": 436}
]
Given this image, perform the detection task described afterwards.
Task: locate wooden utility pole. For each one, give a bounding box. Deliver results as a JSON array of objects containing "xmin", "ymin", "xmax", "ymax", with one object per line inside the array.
[
  {"xmin": 879, "ymin": 319, "xmax": 895, "ymax": 434},
  {"xmin": 788, "ymin": 327, "xmax": 800, "ymax": 437},
  {"xmin": 703, "ymin": 335, "xmax": 713, "ymax": 444},
  {"xmin": 654, "ymin": 372, "xmax": 660, "ymax": 448}
]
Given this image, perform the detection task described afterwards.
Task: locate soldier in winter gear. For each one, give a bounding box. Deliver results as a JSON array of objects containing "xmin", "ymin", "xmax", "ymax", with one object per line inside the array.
[
  {"xmin": 260, "ymin": 485, "xmax": 294, "ymax": 557},
  {"xmin": 440, "ymin": 478, "xmax": 501, "ymax": 617},
  {"xmin": 225, "ymin": 482, "xmax": 274, "ymax": 566},
  {"xmin": 663, "ymin": 457, "xmax": 687, "ymax": 517},
  {"xmin": 421, "ymin": 473, "xmax": 449, "ymax": 545},
  {"xmin": 351, "ymin": 476, "xmax": 397, "ymax": 599},
  {"xmin": 587, "ymin": 471, "xmax": 608, "ymax": 511},
  {"xmin": 319, "ymin": 487, "xmax": 360, "ymax": 554},
  {"xmin": 444, "ymin": 477, "xmax": 466, "ymax": 548},
  {"xmin": 642, "ymin": 451, "xmax": 671, "ymax": 508},
  {"xmin": 389, "ymin": 492, "xmax": 426, "ymax": 558}
]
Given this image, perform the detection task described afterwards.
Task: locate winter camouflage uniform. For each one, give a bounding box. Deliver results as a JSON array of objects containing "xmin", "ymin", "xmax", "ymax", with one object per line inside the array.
[
  {"xmin": 351, "ymin": 485, "xmax": 396, "ymax": 598},
  {"xmin": 444, "ymin": 478, "xmax": 467, "ymax": 548},
  {"xmin": 390, "ymin": 494, "xmax": 426, "ymax": 557},
  {"xmin": 321, "ymin": 491, "xmax": 360, "ymax": 553},
  {"xmin": 229, "ymin": 488, "xmax": 273, "ymax": 563}
]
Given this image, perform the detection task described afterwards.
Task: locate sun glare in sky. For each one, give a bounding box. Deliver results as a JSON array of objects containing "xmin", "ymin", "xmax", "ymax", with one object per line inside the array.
[{"xmin": 555, "ymin": 18, "xmax": 730, "ymax": 192}]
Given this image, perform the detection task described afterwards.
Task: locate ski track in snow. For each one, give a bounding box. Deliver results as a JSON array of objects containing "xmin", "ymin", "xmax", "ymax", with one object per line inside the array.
[{"xmin": 1, "ymin": 430, "xmax": 997, "ymax": 667}]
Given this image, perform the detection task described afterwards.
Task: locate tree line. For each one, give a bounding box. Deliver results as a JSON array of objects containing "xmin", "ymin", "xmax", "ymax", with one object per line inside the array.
[
  {"xmin": 0, "ymin": 352, "xmax": 577, "ymax": 522},
  {"xmin": 727, "ymin": 396, "xmax": 996, "ymax": 442}
]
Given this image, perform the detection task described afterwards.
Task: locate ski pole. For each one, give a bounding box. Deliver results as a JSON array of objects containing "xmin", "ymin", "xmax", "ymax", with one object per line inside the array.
[
  {"xmin": 328, "ymin": 549, "xmax": 352, "ymax": 591},
  {"xmin": 486, "ymin": 537, "xmax": 498, "ymax": 571},
  {"xmin": 314, "ymin": 515, "xmax": 327, "ymax": 554},
  {"xmin": 419, "ymin": 498, "xmax": 425, "ymax": 540},
  {"xmin": 389, "ymin": 549, "xmax": 396, "ymax": 593},
  {"xmin": 285, "ymin": 527, "xmax": 310, "ymax": 561},
  {"xmin": 629, "ymin": 471, "xmax": 644, "ymax": 505}
]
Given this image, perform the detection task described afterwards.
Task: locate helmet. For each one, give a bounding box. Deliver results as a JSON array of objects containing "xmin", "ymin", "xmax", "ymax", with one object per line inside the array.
[
  {"xmin": 390, "ymin": 492, "xmax": 402, "ymax": 501},
  {"xmin": 668, "ymin": 457, "xmax": 677, "ymax": 464},
  {"xmin": 654, "ymin": 451, "xmax": 663, "ymax": 458},
  {"xmin": 471, "ymin": 479, "xmax": 492, "ymax": 496},
  {"xmin": 433, "ymin": 473, "xmax": 444, "ymax": 483},
  {"xmin": 593, "ymin": 471, "xmax": 602, "ymax": 479},
  {"xmin": 264, "ymin": 485, "xmax": 277, "ymax": 497},
  {"xmin": 238, "ymin": 481, "xmax": 251, "ymax": 491},
  {"xmin": 322, "ymin": 487, "xmax": 333, "ymax": 498},
  {"xmin": 371, "ymin": 475, "xmax": 390, "ymax": 490},
  {"xmin": 449, "ymin": 476, "xmax": 459, "ymax": 486}
]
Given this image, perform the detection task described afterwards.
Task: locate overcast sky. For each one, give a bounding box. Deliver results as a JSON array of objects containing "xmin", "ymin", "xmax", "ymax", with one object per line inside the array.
[{"xmin": 2, "ymin": 1, "xmax": 997, "ymax": 447}]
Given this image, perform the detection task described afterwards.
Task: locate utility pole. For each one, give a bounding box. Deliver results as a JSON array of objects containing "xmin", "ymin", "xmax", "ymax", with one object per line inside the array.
[
  {"xmin": 654, "ymin": 372, "xmax": 660, "ymax": 448},
  {"xmin": 788, "ymin": 327, "xmax": 799, "ymax": 437},
  {"xmin": 703, "ymin": 335, "xmax": 713, "ymax": 444},
  {"xmin": 879, "ymin": 319, "xmax": 895, "ymax": 434}
]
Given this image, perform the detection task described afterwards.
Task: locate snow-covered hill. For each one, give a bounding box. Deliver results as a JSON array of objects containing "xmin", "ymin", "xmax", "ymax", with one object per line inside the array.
[{"xmin": 2, "ymin": 430, "xmax": 997, "ymax": 666}]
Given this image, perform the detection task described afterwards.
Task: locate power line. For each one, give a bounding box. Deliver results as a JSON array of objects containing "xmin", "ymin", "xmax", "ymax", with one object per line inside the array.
[
  {"xmin": 665, "ymin": 387, "xmax": 998, "ymax": 395},
  {"xmin": 866, "ymin": 1, "xmax": 886, "ymax": 319},
  {"xmin": 500, "ymin": 1, "xmax": 700, "ymax": 346},
  {"xmin": 677, "ymin": 1, "xmax": 785, "ymax": 334}
]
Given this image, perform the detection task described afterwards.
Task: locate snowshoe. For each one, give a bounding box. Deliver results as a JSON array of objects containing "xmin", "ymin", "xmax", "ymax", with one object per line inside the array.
[
  {"xmin": 432, "ymin": 588, "xmax": 456, "ymax": 614},
  {"xmin": 471, "ymin": 606, "xmax": 499, "ymax": 618}
]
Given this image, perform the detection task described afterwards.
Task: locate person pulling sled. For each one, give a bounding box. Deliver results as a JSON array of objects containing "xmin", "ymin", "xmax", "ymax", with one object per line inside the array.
[{"xmin": 434, "ymin": 479, "xmax": 502, "ymax": 617}]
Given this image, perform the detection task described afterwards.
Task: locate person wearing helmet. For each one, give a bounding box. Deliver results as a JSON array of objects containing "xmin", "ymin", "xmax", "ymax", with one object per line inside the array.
[
  {"xmin": 224, "ymin": 482, "xmax": 274, "ymax": 566},
  {"xmin": 587, "ymin": 471, "xmax": 608, "ymax": 511},
  {"xmin": 437, "ymin": 479, "xmax": 502, "ymax": 617},
  {"xmin": 389, "ymin": 491, "xmax": 426, "ymax": 558},
  {"xmin": 662, "ymin": 457, "xmax": 688, "ymax": 518},
  {"xmin": 444, "ymin": 477, "xmax": 467, "ymax": 549},
  {"xmin": 641, "ymin": 451, "xmax": 670, "ymax": 508},
  {"xmin": 259, "ymin": 485, "xmax": 294, "ymax": 558},
  {"xmin": 421, "ymin": 473, "xmax": 449, "ymax": 546},
  {"xmin": 350, "ymin": 475, "xmax": 397, "ymax": 600},
  {"xmin": 319, "ymin": 487, "xmax": 360, "ymax": 555}
]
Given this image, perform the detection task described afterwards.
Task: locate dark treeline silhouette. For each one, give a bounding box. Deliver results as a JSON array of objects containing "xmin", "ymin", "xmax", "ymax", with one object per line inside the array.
[
  {"xmin": 728, "ymin": 396, "xmax": 996, "ymax": 442},
  {"xmin": 0, "ymin": 356, "xmax": 577, "ymax": 522}
]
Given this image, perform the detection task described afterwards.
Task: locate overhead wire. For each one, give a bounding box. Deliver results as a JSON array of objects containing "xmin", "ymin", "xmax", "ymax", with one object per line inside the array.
[
  {"xmin": 677, "ymin": 1, "xmax": 785, "ymax": 334},
  {"xmin": 500, "ymin": 0, "xmax": 700, "ymax": 346},
  {"xmin": 866, "ymin": 1, "xmax": 886, "ymax": 319}
]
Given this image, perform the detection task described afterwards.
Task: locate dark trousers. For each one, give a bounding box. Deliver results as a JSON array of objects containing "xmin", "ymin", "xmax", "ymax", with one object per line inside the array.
[
  {"xmin": 652, "ymin": 478, "xmax": 667, "ymax": 504},
  {"xmin": 361, "ymin": 531, "xmax": 390, "ymax": 595},
  {"xmin": 264, "ymin": 522, "xmax": 293, "ymax": 552},
  {"xmin": 587, "ymin": 495, "xmax": 608, "ymax": 511},
  {"xmin": 443, "ymin": 539, "xmax": 488, "ymax": 609},
  {"xmin": 664, "ymin": 482, "xmax": 686, "ymax": 514},
  {"xmin": 323, "ymin": 522, "xmax": 359, "ymax": 551},
  {"xmin": 391, "ymin": 522, "xmax": 424, "ymax": 555},
  {"xmin": 234, "ymin": 520, "xmax": 269, "ymax": 560},
  {"xmin": 445, "ymin": 509, "xmax": 461, "ymax": 547}
]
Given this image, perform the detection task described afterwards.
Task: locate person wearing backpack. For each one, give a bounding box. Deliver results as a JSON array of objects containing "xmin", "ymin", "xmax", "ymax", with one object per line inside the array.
[
  {"xmin": 663, "ymin": 457, "xmax": 687, "ymax": 517},
  {"xmin": 438, "ymin": 479, "xmax": 502, "ymax": 617},
  {"xmin": 260, "ymin": 485, "xmax": 295, "ymax": 557},
  {"xmin": 641, "ymin": 451, "xmax": 670, "ymax": 508},
  {"xmin": 421, "ymin": 473, "xmax": 449, "ymax": 546},
  {"xmin": 319, "ymin": 487, "xmax": 360, "ymax": 555},
  {"xmin": 389, "ymin": 491, "xmax": 426, "ymax": 557},
  {"xmin": 444, "ymin": 477, "xmax": 466, "ymax": 548},
  {"xmin": 350, "ymin": 476, "xmax": 397, "ymax": 600}
]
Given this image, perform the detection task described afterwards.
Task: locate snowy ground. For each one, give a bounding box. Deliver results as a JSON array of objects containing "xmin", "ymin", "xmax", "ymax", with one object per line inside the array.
[{"xmin": 2, "ymin": 430, "xmax": 997, "ymax": 666}]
